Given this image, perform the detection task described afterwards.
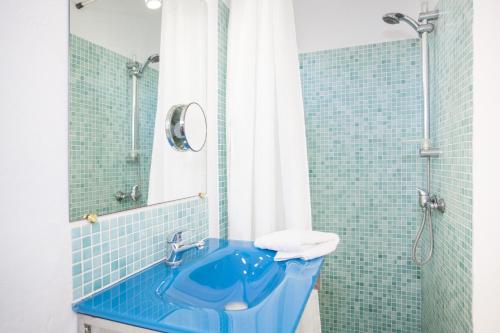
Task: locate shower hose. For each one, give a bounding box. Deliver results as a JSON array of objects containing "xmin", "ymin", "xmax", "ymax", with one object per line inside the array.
[{"xmin": 412, "ymin": 206, "xmax": 434, "ymax": 267}]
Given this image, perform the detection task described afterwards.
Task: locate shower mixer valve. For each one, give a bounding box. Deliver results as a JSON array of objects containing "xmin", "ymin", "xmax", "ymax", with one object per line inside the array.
[
  {"xmin": 416, "ymin": 188, "xmax": 445, "ymax": 213},
  {"xmin": 115, "ymin": 184, "xmax": 142, "ymax": 202}
]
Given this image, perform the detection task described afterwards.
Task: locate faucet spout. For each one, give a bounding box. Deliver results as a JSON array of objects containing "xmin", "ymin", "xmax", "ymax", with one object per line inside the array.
[
  {"xmin": 172, "ymin": 240, "xmax": 206, "ymax": 254},
  {"xmin": 165, "ymin": 230, "xmax": 205, "ymax": 267}
]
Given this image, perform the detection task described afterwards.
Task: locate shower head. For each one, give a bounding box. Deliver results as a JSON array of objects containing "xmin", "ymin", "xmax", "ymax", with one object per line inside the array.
[
  {"xmin": 75, "ymin": 0, "xmax": 97, "ymax": 9},
  {"xmin": 139, "ymin": 54, "xmax": 160, "ymax": 74},
  {"xmin": 148, "ymin": 54, "xmax": 160, "ymax": 63},
  {"xmin": 382, "ymin": 12, "xmax": 404, "ymax": 24},
  {"xmin": 382, "ymin": 12, "xmax": 421, "ymax": 33}
]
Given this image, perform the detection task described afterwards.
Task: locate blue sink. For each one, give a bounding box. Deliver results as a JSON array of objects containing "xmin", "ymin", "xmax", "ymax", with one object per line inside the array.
[{"xmin": 73, "ymin": 238, "xmax": 323, "ymax": 333}]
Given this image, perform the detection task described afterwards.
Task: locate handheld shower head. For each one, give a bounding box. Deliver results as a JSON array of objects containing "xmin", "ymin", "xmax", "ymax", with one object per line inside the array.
[
  {"xmin": 139, "ymin": 54, "xmax": 160, "ymax": 74},
  {"xmin": 148, "ymin": 54, "xmax": 160, "ymax": 63},
  {"xmin": 382, "ymin": 13, "xmax": 404, "ymax": 24},
  {"xmin": 382, "ymin": 12, "xmax": 420, "ymax": 32}
]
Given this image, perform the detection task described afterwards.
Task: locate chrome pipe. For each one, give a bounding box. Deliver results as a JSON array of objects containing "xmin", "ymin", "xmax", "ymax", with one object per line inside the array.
[
  {"xmin": 131, "ymin": 74, "xmax": 139, "ymax": 160},
  {"xmin": 426, "ymin": 157, "xmax": 431, "ymax": 195},
  {"xmin": 126, "ymin": 55, "xmax": 158, "ymax": 161},
  {"xmin": 421, "ymin": 22, "xmax": 431, "ymax": 149}
]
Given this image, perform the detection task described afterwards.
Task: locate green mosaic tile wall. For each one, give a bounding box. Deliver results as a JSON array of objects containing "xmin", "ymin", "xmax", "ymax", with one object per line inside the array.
[
  {"xmin": 300, "ymin": 39, "xmax": 424, "ymax": 332},
  {"xmin": 69, "ymin": 34, "xmax": 158, "ymax": 221},
  {"xmin": 218, "ymin": 0, "xmax": 229, "ymax": 239},
  {"xmin": 422, "ymin": 0, "xmax": 473, "ymax": 332},
  {"xmin": 71, "ymin": 197, "xmax": 209, "ymax": 300}
]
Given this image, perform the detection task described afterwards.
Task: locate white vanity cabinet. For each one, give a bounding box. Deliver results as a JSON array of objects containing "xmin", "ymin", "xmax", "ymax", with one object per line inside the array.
[{"xmin": 78, "ymin": 314, "xmax": 159, "ymax": 333}]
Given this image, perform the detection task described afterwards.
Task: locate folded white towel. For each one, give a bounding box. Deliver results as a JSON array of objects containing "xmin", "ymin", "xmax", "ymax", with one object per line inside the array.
[
  {"xmin": 254, "ymin": 229, "xmax": 340, "ymax": 252},
  {"xmin": 273, "ymin": 240, "xmax": 339, "ymax": 261}
]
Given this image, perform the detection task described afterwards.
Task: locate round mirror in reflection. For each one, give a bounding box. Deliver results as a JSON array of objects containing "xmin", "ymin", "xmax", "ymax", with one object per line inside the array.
[{"xmin": 165, "ymin": 102, "xmax": 207, "ymax": 152}]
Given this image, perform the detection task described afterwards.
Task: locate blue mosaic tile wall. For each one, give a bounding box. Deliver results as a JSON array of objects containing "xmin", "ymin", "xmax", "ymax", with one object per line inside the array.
[
  {"xmin": 300, "ymin": 39, "xmax": 424, "ymax": 332},
  {"xmin": 69, "ymin": 34, "xmax": 158, "ymax": 221},
  {"xmin": 71, "ymin": 197, "xmax": 209, "ymax": 301},
  {"xmin": 422, "ymin": 0, "xmax": 473, "ymax": 332},
  {"xmin": 218, "ymin": 0, "xmax": 229, "ymax": 239}
]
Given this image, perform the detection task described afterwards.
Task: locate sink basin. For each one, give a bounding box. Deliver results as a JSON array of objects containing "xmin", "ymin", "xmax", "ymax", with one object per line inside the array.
[{"xmin": 73, "ymin": 238, "xmax": 323, "ymax": 333}]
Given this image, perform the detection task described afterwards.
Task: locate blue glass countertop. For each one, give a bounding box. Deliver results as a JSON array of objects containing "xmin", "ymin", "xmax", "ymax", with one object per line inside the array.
[{"xmin": 73, "ymin": 238, "xmax": 323, "ymax": 333}]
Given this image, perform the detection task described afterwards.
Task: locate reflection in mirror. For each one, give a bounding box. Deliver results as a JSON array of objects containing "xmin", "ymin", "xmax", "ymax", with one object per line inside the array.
[
  {"xmin": 148, "ymin": 0, "xmax": 208, "ymax": 205},
  {"xmin": 69, "ymin": 0, "xmax": 207, "ymax": 221}
]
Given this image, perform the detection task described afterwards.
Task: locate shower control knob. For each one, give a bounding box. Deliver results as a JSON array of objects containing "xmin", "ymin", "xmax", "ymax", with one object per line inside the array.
[
  {"xmin": 429, "ymin": 195, "xmax": 446, "ymax": 213},
  {"xmin": 115, "ymin": 191, "xmax": 127, "ymax": 202}
]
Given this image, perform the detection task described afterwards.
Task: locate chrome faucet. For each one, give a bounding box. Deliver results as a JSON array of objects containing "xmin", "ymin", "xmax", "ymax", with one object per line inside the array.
[
  {"xmin": 165, "ymin": 230, "xmax": 205, "ymax": 267},
  {"xmin": 115, "ymin": 184, "xmax": 141, "ymax": 202},
  {"xmin": 416, "ymin": 187, "xmax": 446, "ymax": 213}
]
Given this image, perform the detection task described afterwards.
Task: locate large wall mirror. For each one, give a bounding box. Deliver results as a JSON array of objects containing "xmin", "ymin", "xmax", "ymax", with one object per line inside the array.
[{"xmin": 69, "ymin": 0, "xmax": 207, "ymax": 222}]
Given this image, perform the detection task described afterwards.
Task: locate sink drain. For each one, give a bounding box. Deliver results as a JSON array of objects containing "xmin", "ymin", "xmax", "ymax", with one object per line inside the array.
[{"xmin": 224, "ymin": 301, "xmax": 248, "ymax": 311}]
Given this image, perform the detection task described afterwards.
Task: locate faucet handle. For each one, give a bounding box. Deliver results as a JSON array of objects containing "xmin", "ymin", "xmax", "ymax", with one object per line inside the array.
[{"xmin": 168, "ymin": 230, "xmax": 185, "ymax": 244}]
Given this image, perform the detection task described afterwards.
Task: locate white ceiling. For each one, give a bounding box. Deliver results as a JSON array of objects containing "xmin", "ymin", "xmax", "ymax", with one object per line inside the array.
[
  {"xmin": 293, "ymin": 0, "xmax": 439, "ymax": 53},
  {"xmin": 70, "ymin": 0, "xmax": 162, "ymax": 62}
]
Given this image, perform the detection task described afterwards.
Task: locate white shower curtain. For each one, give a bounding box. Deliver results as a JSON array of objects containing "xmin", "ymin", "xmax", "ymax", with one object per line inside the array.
[
  {"xmin": 227, "ymin": 0, "xmax": 311, "ymax": 241},
  {"xmin": 148, "ymin": 0, "xmax": 207, "ymax": 204},
  {"xmin": 226, "ymin": 0, "xmax": 320, "ymax": 331}
]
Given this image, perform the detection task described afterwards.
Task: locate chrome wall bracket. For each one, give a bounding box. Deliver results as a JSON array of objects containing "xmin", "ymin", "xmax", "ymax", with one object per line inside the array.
[
  {"xmin": 418, "ymin": 10, "xmax": 439, "ymax": 22},
  {"xmin": 419, "ymin": 147, "xmax": 441, "ymax": 158}
]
